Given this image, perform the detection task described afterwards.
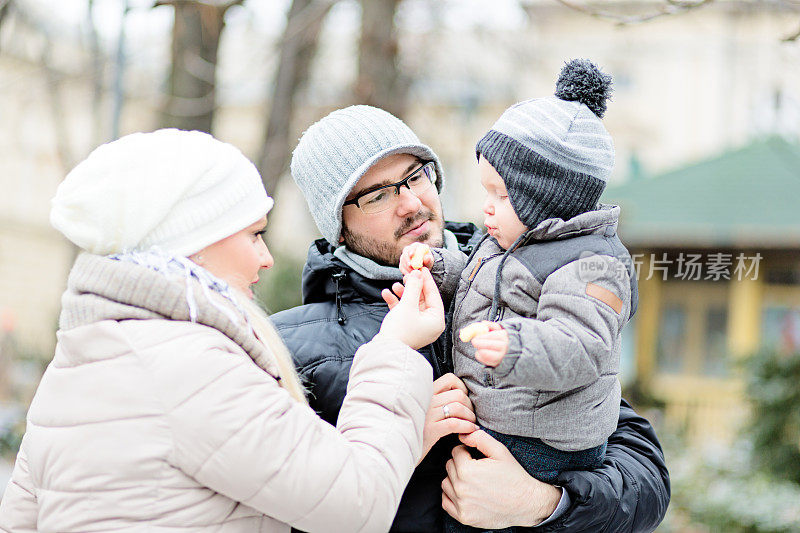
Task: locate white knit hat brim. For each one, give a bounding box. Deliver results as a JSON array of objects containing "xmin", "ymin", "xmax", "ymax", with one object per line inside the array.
[
  {"xmin": 51, "ymin": 129, "xmax": 273, "ymax": 256},
  {"xmin": 161, "ymin": 194, "xmax": 273, "ymax": 257}
]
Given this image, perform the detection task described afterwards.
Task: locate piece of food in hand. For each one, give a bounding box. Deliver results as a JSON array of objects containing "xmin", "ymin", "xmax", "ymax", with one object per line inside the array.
[
  {"xmin": 459, "ymin": 322, "xmax": 490, "ymax": 343},
  {"xmin": 410, "ymin": 244, "xmax": 431, "ymax": 270}
]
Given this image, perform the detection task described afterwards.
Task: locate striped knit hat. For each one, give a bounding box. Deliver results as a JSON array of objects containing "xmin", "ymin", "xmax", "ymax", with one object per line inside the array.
[
  {"xmin": 290, "ymin": 105, "xmax": 444, "ymax": 245},
  {"xmin": 476, "ymin": 59, "xmax": 614, "ymax": 229}
]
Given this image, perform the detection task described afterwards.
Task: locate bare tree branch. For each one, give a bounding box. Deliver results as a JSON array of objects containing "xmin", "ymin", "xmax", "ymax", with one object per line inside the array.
[
  {"xmin": 552, "ymin": 0, "xmax": 715, "ymax": 26},
  {"xmin": 0, "ymin": 0, "xmax": 13, "ymax": 40},
  {"xmin": 158, "ymin": 0, "xmax": 242, "ymax": 132},
  {"xmin": 353, "ymin": 0, "xmax": 409, "ymax": 117},
  {"xmin": 41, "ymin": 40, "xmax": 76, "ymax": 172},
  {"xmin": 154, "ymin": 0, "xmax": 242, "ymax": 8},
  {"xmin": 86, "ymin": 0, "xmax": 106, "ymax": 145},
  {"xmin": 280, "ymin": 0, "xmax": 337, "ymax": 45},
  {"xmin": 257, "ymin": 0, "xmax": 336, "ymax": 195}
]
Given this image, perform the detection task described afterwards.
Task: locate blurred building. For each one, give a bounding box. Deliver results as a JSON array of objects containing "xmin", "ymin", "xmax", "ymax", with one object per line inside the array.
[
  {"xmin": 0, "ymin": 14, "xmax": 88, "ymax": 375},
  {"xmin": 604, "ymin": 135, "xmax": 800, "ymax": 445},
  {"xmin": 403, "ymin": 0, "xmax": 800, "ymax": 226}
]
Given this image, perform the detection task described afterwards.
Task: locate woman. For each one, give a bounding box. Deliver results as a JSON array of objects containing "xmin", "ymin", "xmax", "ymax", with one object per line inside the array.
[{"xmin": 0, "ymin": 129, "xmax": 444, "ymax": 532}]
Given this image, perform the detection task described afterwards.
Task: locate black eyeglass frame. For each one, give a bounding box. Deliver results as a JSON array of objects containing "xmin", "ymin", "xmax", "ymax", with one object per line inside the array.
[{"xmin": 342, "ymin": 161, "xmax": 436, "ymax": 211}]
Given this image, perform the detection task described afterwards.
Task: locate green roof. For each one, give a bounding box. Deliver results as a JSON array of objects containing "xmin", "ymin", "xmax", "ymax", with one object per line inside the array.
[{"xmin": 602, "ymin": 136, "xmax": 800, "ymax": 248}]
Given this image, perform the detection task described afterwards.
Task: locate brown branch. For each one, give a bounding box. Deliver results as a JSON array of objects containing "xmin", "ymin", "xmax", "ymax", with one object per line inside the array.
[
  {"xmin": 552, "ymin": 0, "xmax": 715, "ymax": 26},
  {"xmin": 41, "ymin": 40, "xmax": 76, "ymax": 173},
  {"xmin": 0, "ymin": 0, "xmax": 13, "ymax": 35},
  {"xmin": 258, "ymin": 0, "xmax": 337, "ymax": 195},
  {"xmin": 161, "ymin": 92, "xmax": 216, "ymax": 116},
  {"xmin": 154, "ymin": 0, "xmax": 243, "ymax": 9},
  {"xmin": 280, "ymin": 0, "xmax": 338, "ymax": 45}
]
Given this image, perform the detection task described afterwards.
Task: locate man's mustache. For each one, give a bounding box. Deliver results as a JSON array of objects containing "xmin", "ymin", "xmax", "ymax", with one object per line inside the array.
[{"xmin": 395, "ymin": 211, "xmax": 436, "ymax": 239}]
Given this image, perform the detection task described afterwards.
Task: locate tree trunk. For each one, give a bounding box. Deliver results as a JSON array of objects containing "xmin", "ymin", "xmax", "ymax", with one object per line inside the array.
[
  {"xmin": 157, "ymin": 0, "xmax": 241, "ymax": 133},
  {"xmin": 258, "ymin": 0, "xmax": 334, "ymax": 195},
  {"xmin": 353, "ymin": 0, "xmax": 409, "ymax": 118},
  {"xmin": 0, "ymin": 0, "xmax": 12, "ymax": 36}
]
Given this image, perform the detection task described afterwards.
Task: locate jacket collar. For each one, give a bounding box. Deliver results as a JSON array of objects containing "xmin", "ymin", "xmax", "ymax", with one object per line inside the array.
[
  {"xmin": 59, "ymin": 253, "xmax": 279, "ymax": 378},
  {"xmin": 523, "ymin": 203, "xmax": 620, "ymax": 243}
]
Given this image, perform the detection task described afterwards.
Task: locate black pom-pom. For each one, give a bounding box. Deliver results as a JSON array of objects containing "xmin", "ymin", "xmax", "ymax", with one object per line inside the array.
[{"xmin": 554, "ymin": 59, "xmax": 612, "ymax": 118}]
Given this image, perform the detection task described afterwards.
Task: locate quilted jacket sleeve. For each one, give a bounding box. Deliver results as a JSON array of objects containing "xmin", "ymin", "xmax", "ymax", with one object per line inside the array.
[
  {"xmin": 161, "ymin": 335, "xmax": 432, "ymax": 533},
  {"xmin": 529, "ymin": 400, "xmax": 670, "ymax": 532},
  {"xmin": 0, "ymin": 437, "xmax": 38, "ymax": 532},
  {"xmin": 492, "ymin": 255, "xmax": 631, "ymax": 389}
]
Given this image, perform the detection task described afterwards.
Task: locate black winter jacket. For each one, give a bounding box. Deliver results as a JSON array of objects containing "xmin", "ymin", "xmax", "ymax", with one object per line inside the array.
[{"xmin": 272, "ymin": 222, "xmax": 670, "ymax": 532}]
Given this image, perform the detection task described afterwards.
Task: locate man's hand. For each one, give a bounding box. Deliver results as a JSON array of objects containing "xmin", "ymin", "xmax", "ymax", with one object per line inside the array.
[
  {"xmin": 442, "ymin": 430, "xmax": 562, "ymax": 529},
  {"xmin": 399, "ymin": 242, "xmax": 433, "ymax": 276},
  {"xmin": 420, "ymin": 374, "xmax": 479, "ymax": 462},
  {"xmin": 379, "ymin": 268, "xmax": 444, "ymax": 350},
  {"xmin": 471, "ymin": 322, "xmax": 508, "ymax": 367}
]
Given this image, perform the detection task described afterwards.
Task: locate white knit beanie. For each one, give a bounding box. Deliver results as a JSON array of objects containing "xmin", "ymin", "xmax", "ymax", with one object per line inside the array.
[
  {"xmin": 51, "ymin": 129, "xmax": 273, "ymax": 256},
  {"xmin": 290, "ymin": 105, "xmax": 444, "ymax": 245}
]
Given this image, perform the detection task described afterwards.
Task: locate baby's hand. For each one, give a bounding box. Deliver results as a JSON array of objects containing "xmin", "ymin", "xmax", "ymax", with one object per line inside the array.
[
  {"xmin": 399, "ymin": 243, "xmax": 433, "ymax": 275},
  {"xmin": 465, "ymin": 321, "xmax": 508, "ymax": 367}
]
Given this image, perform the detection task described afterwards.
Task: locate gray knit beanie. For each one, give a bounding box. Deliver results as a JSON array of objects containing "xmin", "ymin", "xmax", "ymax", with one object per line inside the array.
[
  {"xmin": 290, "ymin": 105, "xmax": 444, "ymax": 245},
  {"xmin": 476, "ymin": 59, "xmax": 615, "ymax": 230}
]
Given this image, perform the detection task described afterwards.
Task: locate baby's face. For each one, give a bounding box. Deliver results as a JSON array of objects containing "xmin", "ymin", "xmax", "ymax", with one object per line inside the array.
[{"xmin": 479, "ymin": 155, "xmax": 528, "ymax": 250}]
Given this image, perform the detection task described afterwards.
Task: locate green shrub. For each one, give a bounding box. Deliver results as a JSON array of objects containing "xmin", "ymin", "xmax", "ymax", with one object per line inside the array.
[
  {"xmin": 254, "ymin": 252, "xmax": 304, "ymax": 314},
  {"xmin": 665, "ymin": 439, "xmax": 800, "ymax": 532},
  {"xmin": 744, "ymin": 349, "xmax": 800, "ymax": 484}
]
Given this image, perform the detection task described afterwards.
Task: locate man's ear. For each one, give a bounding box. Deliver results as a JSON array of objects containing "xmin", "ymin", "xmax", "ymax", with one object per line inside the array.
[{"xmin": 339, "ymin": 236, "xmax": 344, "ymax": 243}]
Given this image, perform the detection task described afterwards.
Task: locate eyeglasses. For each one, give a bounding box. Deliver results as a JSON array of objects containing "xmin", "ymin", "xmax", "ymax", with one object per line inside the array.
[{"xmin": 343, "ymin": 161, "xmax": 437, "ymax": 215}]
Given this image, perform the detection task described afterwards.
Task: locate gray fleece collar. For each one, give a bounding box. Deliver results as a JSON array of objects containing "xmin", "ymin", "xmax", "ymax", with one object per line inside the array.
[{"xmin": 525, "ymin": 204, "xmax": 620, "ymax": 242}]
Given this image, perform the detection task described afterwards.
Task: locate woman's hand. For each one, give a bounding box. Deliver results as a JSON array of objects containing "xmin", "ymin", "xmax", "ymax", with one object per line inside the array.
[
  {"xmin": 378, "ymin": 268, "xmax": 445, "ymax": 350},
  {"xmin": 419, "ymin": 373, "xmax": 478, "ymax": 463}
]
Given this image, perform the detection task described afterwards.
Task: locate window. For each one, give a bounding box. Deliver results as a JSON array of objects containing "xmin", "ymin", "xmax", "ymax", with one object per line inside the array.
[
  {"xmin": 654, "ymin": 282, "xmax": 730, "ymax": 377},
  {"xmin": 703, "ymin": 306, "xmax": 729, "ymax": 376},
  {"xmin": 657, "ymin": 305, "xmax": 687, "ymax": 374},
  {"xmin": 761, "ymin": 305, "xmax": 800, "ymax": 353}
]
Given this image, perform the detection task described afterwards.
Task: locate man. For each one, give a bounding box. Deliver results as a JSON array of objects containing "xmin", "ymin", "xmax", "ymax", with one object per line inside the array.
[{"xmin": 271, "ymin": 105, "xmax": 670, "ymax": 532}]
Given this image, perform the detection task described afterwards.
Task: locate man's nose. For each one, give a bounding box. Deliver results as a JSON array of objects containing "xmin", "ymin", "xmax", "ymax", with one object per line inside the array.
[{"xmin": 395, "ymin": 185, "xmax": 422, "ymax": 216}]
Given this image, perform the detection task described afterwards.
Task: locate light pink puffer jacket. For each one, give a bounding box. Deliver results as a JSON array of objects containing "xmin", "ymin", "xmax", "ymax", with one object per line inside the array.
[{"xmin": 0, "ymin": 255, "xmax": 432, "ymax": 532}]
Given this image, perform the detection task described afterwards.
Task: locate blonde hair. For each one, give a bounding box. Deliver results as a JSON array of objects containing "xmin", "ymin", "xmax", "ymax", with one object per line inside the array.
[{"xmin": 234, "ymin": 293, "xmax": 308, "ymax": 405}]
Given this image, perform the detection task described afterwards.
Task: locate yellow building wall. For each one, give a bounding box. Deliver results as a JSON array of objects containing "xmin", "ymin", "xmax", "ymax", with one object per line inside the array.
[{"xmin": 635, "ymin": 259, "xmax": 769, "ymax": 446}]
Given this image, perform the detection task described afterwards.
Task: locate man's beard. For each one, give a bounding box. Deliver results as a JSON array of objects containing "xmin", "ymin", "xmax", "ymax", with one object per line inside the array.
[{"xmin": 341, "ymin": 211, "xmax": 444, "ymax": 266}]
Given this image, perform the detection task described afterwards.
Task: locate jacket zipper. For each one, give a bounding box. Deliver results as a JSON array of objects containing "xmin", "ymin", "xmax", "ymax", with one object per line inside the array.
[
  {"xmin": 452, "ymin": 252, "xmax": 503, "ymax": 330},
  {"xmin": 332, "ymin": 270, "xmax": 348, "ymax": 325}
]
